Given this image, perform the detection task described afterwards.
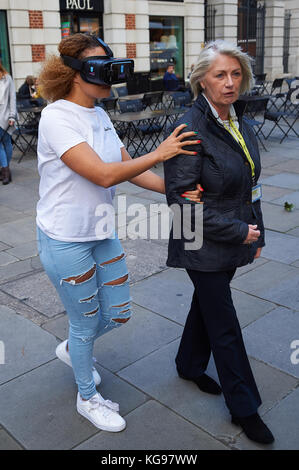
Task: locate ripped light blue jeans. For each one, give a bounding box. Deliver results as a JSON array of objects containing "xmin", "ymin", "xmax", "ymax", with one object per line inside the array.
[{"xmin": 37, "ymin": 226, "xmax": 131, "ymax": 400}]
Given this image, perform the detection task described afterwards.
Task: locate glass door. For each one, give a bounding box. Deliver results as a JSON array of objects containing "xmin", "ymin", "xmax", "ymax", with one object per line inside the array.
[
  {"xmin": 149, "ymin": 16, "xmax": 184, "ymax": 79},
  {"xmin": 0, "ymin": 11, "xmax": 11, "ymax": 74},
  {"xmin": 79, "ymin": 17, "xmax": 101, "ymax": 35}
]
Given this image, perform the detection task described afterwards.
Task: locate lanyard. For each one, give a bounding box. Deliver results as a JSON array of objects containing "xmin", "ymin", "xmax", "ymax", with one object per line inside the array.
[{"xmin": 223, "ymin": 118, "xmax": 255, "ymax": 183}]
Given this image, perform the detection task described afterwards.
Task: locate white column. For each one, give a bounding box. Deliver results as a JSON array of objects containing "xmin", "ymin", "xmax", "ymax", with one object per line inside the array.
[
  {"xmin": 209, "ymin": 0, "xmax": 238, "ymax": 43},
  {"xmin": 184, "ymin": 0, "xmax": 205, "ymax": 79},
  {"xmin": 104, "ymin": 0, "xmax": 150, "ymax": 72},
  {"xmin": 264, "ymin": 0, "xmax": 285, "ymax": 80},
  {"xmin": 285, "ymin": 0, "xmax": 299, "ymax": 76},
  {"xmin": 4, "ymin": 0, "xmax": 61, "ymax": 89}
]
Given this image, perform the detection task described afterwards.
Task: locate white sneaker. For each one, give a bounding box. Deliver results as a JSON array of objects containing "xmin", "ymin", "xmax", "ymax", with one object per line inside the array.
[
  {"xmin": 55, "ymin": 340, "xmax": 101, "ymax": 386},
  {"xmin": 76, "ymin": 392, "xmax": 126, "ymax": 432}
]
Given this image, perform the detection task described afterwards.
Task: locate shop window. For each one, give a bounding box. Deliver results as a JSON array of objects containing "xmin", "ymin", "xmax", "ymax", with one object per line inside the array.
[
  {"xmin": 61, "ymin": 13, "xmax": 103, "ymax": 37},
  {"xmin": 150, "ymin": 16, "xmax": 184, "ymax": 79},
  {"xmin": 0, "ymin": 11, "xmax": 11, "ymax": 74}
]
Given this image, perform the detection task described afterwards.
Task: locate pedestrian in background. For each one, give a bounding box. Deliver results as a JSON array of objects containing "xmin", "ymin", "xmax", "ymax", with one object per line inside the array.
[
  {"xmin": 163, "ymin": 63, "xmax": 180, "ymax": 91},
  {"xmin": 0, "ymin": 60, "xmax": 16, "ymax": 184},
  {"xmin": 17, "ymin": 75, "xmax": 36, "ymax": 100},
  {"xmin": 163, "ymin": 63, "xmax": 187, "ymax": 92}
]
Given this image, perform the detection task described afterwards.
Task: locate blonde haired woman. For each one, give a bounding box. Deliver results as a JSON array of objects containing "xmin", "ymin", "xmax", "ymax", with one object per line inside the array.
[
  {"xmin": 164, "ymin": 40, "xmax": 274, "ymax": 445},
  {"xmin": 0, "ymin": 61, "xmax": 16, "ymax": 184}
]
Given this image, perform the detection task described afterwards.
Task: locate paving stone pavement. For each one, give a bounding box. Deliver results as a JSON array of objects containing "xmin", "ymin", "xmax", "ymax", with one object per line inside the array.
[{"xmin": 0, "ymin": 122, "xmax": 298, "ymax": 451}]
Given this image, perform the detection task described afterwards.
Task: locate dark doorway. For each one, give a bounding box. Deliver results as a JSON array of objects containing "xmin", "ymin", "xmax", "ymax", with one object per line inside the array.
[{"xmin": 238, "ymin": 0, "xmax": 265, "ymax": 74}]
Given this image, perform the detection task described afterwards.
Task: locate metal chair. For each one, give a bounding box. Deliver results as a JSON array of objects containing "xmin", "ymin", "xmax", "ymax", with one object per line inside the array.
[
  {"xmin": 100, "ymin": 97, "xmax": 118, "ymax": 115},
  {"xmin": 16, "ymin": 98, "xmax": 33, "ymax": 108},
  {"xmin": 112, "ymin": 84, "xmax": 129, "ymax": 98},
  {"xmin": 253, "ymin": 73, "xmax": 267, "ymax": 95},
  {"xmin": 282, "ymin": 85, "xmax": 299, "ymax": 113},
  {"xmin": 134, "ymin": 118, "xmax": 164, "ymax": 157},
  {"xmin": 260, "ymin": 88, "xmax": 299, "ymax": 143},
  {"xmin": 12, "ymin": 114, "xmax": 38, "ymax": 162},
  {"xmin": 268, "ymin": 78, "xmax": 286, "ymax": 111},
  {"xmin": 164, "ymin": 90, "xmax": 192, "ymax": 109},
  {"xmin": 255, "ymin": 73, "xmax": 267, "ymax": 83},
  {"xmin": 136, "ymin": 120, "xmax": 163, "ymax": 137},
  {"xmin": 118, "ymin": 100, "xmax": 143, "ymax": 113},
  {"xmin": 136, "ymin": 96, "xmax": 164, "ymax": 145},
  {"xmin": 243, "ymin": 97, "xmax": 270, "ymax": 151},
  {"xmin": 141, "ymin": 91, "xmax": 164, "ymax": 110}
]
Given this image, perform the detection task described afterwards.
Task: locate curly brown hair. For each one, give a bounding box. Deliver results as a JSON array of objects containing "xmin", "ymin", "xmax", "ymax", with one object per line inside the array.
[
  {"xmin": 38, "ymin": 33, "xmax": 100, "ymax": 102},
  {"xmin": 0, "ymin": 60, "xmax": 8, "ymax": 79}
]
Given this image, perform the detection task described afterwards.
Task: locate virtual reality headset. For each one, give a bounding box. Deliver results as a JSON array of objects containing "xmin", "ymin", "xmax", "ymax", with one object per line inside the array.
[{"xmin": 61, "ymin": 37, "xmax": 134, "ymax": 86}]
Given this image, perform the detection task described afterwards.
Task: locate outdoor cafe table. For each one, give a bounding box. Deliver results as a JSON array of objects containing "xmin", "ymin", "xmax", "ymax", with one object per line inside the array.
[
  {"xmin": 238, "ymin": 94, "xmax": 271, "ymax": 103},
  {"xmin": 111, "ymin": 107, "xmax": 187, "ymax": 158},
  {"xmin": 118, "ymin": 93, "xmax": 144, "ymax": 101},
  {"xmin": 117, "ymin": 91, "xmax": 166, "ymax": 102},
  {"xmin": 17, "ymin": 105, "xmax": 46, "ymax": 126},
  {"xmin": 14, "ymin": 105, "xmax": 46, "ymax": 162}
]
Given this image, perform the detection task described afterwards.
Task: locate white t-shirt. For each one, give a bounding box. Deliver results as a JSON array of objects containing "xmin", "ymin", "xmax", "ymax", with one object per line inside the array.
[{"xmin": 36, "ymin": 99, "xmax": 124, "ymax": 242}]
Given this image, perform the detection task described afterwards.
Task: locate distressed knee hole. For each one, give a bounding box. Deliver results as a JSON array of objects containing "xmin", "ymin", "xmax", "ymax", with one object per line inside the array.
[
  {"xmin": 104, "ymin": 274, "xmax": 128, "ymax": 286},
  {"xmin": 112, "ymin": 317, "xmax": 130, "ymax": 324},
  {"xmin": 100, "ymin": 253, "xmax": 125, "ymax": 267},
  {"xmin": 112, "ymin": 301, "xmax": 130, "ymax": 308},
  {"xmin": 61, "ymin": 264, "xmax": 96, "ymax": 286},
  {"xmin": 112, "ymin": 303, "xmax": 131, "ymax": 323},
  {"xmin": 83, "ymin": 306, "xmax": 99, "ymax": 317},
  {"xmin": 79, "ymin": 289, "xmax": 98, "ymax": 303}
]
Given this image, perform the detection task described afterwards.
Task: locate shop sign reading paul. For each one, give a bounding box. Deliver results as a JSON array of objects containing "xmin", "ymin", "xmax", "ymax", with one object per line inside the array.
[{"xmin": 60, "ymin": 0, "xmax": 103, "ymax": 11}]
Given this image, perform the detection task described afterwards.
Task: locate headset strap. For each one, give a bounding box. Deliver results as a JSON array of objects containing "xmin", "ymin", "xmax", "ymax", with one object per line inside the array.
[
  {"xmin": 96, "ymin": 37, "xmax": 114, "ymax": 57},
  {"xmin": 61, "ymin": 37, "xmax": 113, "ymax": 70},
  {"xmin": 61, "ymin": 55, "xmax": 83, "ymax": 71}
]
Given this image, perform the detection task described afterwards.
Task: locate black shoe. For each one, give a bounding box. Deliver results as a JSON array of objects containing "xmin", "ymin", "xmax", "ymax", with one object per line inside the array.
[
  {"xmin": 232, "ymin": 413, "xmax": 274, "ymax": 444},
  {"xmin": 178, "ymin": 371, "xmax": 222, "ymax": 395},
  {"xmin": 2, "ymin": 167, "xmax": 11, "ymax": 185}
]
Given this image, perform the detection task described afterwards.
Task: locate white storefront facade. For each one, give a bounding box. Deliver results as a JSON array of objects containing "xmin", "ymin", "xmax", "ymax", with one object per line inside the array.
[{"xmin": 0, "ymin": 0, "xmax": 298, "ymax": 90}]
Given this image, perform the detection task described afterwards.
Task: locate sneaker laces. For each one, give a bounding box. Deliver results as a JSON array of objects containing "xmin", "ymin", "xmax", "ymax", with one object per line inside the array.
[{"xmin": 88, "ymin": 393, "xmax": 119, "ymax": 413}]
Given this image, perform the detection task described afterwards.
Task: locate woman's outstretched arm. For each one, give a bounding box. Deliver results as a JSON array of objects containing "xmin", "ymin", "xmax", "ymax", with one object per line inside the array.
[{"xmin": 61, "ymin": 124, "xmax": 197, "ymax": 188}]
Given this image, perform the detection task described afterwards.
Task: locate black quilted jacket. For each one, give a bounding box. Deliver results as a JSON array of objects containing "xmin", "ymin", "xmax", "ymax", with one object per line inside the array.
[{"xmin": 163, "ymin": 93, "xmax": 265, "ymax": 272}]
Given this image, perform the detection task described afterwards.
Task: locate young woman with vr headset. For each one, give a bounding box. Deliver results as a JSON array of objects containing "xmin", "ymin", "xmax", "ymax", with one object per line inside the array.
[{"xmin": 36, "ymin": 33, "xmax": 201, "ymax": 432}]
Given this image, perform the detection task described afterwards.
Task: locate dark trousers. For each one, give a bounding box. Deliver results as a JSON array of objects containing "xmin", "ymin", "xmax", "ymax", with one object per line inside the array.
[{"xmin": 175, "ymin": 269, "xmax": 262, "ymax": 418}]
